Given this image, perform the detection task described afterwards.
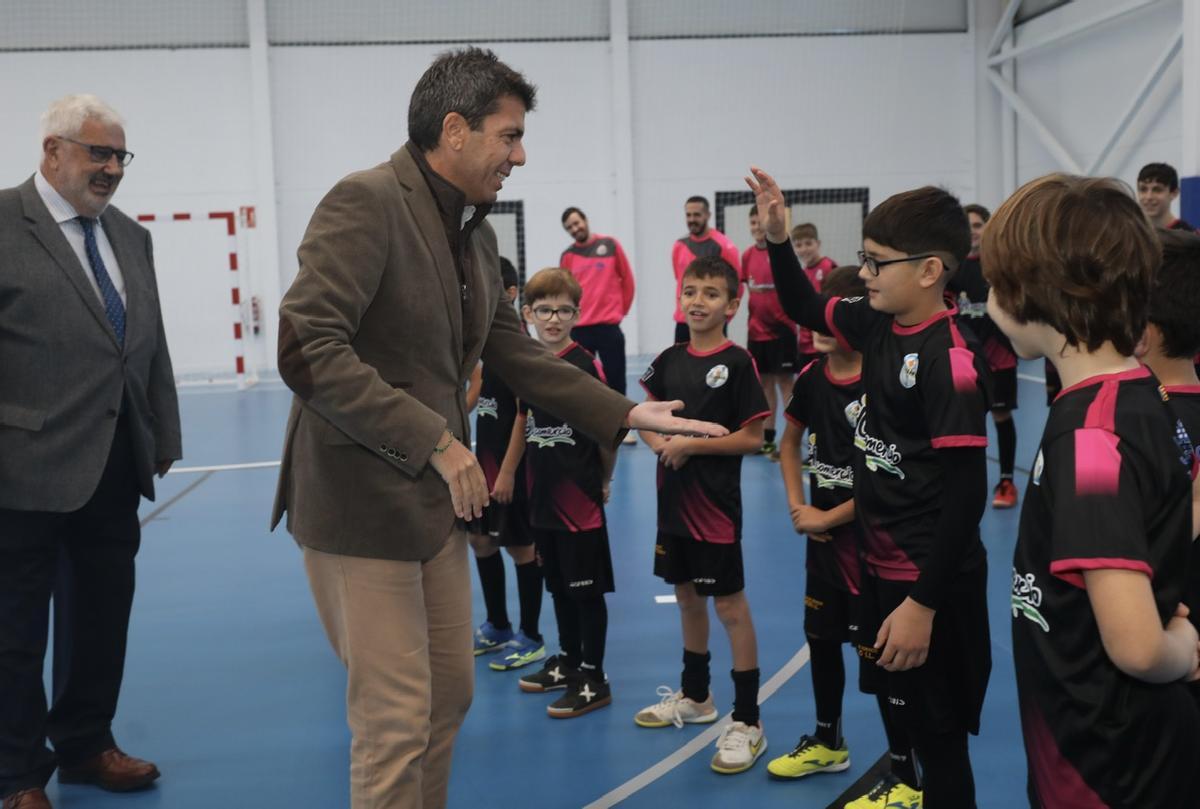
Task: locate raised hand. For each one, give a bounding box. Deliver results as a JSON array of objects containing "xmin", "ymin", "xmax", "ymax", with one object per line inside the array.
[{"xmin": 744, "ymin": 166, "xmax": 789, "ymax": 243}]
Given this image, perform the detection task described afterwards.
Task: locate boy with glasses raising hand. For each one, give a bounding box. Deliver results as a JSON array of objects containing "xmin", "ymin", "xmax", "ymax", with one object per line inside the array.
[
  {"xmin": 748, "ymin": 168, "xmax": 991, "ymax": 809},
  {"xmin": 510, "ymin": 268, "xmax": 618, "ymax": 718}
]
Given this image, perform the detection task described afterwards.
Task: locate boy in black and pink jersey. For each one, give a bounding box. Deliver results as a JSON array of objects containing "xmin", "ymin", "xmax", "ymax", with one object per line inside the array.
[
  {"xmin": 767, "ymin": 265, "xmax": 874, "ymax": 783},
  {"xmin": 1139, "ymin": 228, "xmax": 1200, "ymax": 690},
  {"xmin": 633, "ymin": 256, "xmax": 772, "ymax": 776},
  {"xmin": 509, "ymin": 268, "xmax": 618, "ymax": 719},
  {"xmin": 749, "ymin": 167, "xmax": 991, "ymax": 809},
  {"xmin": 471, "ymin": 258, "xmax": 545, "ymax": 666},
  {"xmin": 791, "ymin": 222, "xmax": 837, "ymax": 369},
  {"xmin": 671, "ymin": 195, "xmax": 742, "ymax": 344},
  {"xmin": 985, "ymin": 174, "xmax": 1200, "ymax": 807},
  {"xmin": 949, "ymin": 203, "xmax": 1021, "ymax": 509},
  {"xmin": 745, "ymin": 207, "xmax": 798, "ymax": 458}
]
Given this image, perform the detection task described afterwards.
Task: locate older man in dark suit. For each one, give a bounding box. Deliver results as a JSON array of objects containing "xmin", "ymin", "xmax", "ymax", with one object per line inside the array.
[
  {"xmin": 0, "ymin": 96, "xmax": 181, "ymax": 809},
  {"xmin": 273, "ymin": 49, "xmax": 723, "ymax": 809}
]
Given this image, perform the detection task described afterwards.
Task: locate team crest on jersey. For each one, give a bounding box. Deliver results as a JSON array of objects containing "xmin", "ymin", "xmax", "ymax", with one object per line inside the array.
[
  {"xmin": 1012, "ymin": 568, "xmax": 1049, "ymax": 632},
  {"xmin": 525, "ymin": 413, "xmax": 577, "ymax": 449},
  {"xmin": 595, "ymin": 243, "xmax": 608, "ymax": 256},
  {"xmin": 843, "ymin": 398, "xmax": 863, "ymax": 429},
  {"xmin": 1031, "ymin": 449, "xmax": 1044, "ymax": 486},
  {"xmin": 899, "ymin": 353, "xmax": 919, "ymax": 389},
  {"xmin": 476, "ymin": 396, "xmax": 498, "ymax": 419},
  {"xmin": 956, "ymin": 291, "xmax": 986, "ymax": 319},
  {"xmin": 841, "ymin": 296, "xmax": 864, "ymax": 304},
  {"xmin": 706, "ymin": 364, "xmax": 729, "ymax": 389}
]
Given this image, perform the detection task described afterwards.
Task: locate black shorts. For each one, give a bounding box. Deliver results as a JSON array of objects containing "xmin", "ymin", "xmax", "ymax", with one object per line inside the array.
[
  {"xmin": 749, "ymin": 336, "xmax": 798, "ymax": 375},
  {"xmin": 804, "ymin": 572, "xmax": 858, "ymax": 643},
  {"xmin": 989, "ymin": 366, "xmax": 1018, "ymax": 411},
  {"xmin": 654, "ymin": 532, "xmax": 744, "ymax": 596},
  {"xmin": 855, "ymin": 562, "xmax": 991, "ymax": 736},
  {"xmin": 481, "ymin": 497, "xmax": 533, "ymax": 547},
  {"xmin": 535, "ymin": 526, "xmax": 614, "ymax": 599}
]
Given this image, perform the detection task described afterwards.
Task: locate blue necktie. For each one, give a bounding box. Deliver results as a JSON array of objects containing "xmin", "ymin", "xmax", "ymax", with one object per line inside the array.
[{"xmin": 78, "ymin": 217, "xmax": 126, "ymax": 345}]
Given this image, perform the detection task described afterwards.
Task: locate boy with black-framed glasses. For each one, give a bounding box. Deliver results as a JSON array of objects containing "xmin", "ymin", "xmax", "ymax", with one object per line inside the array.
[
  {"xmin": 749, "ymin": 168, "xmax": 991, "ymax": 809},
  {"xmin": 510, "ymin": 268, "xmax": 618, "ymax": 718}
]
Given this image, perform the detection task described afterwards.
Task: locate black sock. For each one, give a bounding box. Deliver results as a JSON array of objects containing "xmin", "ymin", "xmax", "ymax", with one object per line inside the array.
[
  {"xmin": 808, "ymin": 638, "xmax": 845, "ymax": 748},
  {"xmin": 912, "ymin": 730, "xmax": 976, "ymax": 809},
  {"xmin": 577, "ymin": 596, "xmax": 608, "ymax": 681},
  {"xmin": 995, "ymin": 417, "xmax": 1016, "ymax": 479},
  {"xmin": 765, "ymin": 428, "xmax": 776, "ymax": 444},
  {"xmin": 474, "ymin": 552, "xmax": 510, "ymax": 630},
  {"xmin": 514, "ymin": 560, "xmax": 543, "ymax": 642},
  {"xmin": 681, "ymin": 649, "xmax": 711, "ymax": 703},
  {"xmin": 876, "ymin": 694, "xmax": 919, "ymax": 789},
  {"xmin": 730, "ymin": 668, "xmax": 761, "ymax": 726},
  {"xmin": 552, "ymin": 594, "xmax": 581, "ymax": 668}
]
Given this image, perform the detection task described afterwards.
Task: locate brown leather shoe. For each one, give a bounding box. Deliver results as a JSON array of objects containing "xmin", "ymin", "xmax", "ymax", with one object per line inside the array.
[
  {"xmin": 2, "ymin": 789, "xmax": 52, "ymax": 809},
  {"xmin": 57, "ymin": 747, "xmax": 160, "ymax": 792}
]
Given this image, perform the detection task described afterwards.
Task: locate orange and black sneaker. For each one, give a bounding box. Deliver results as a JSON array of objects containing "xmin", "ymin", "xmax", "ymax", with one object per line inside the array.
[{"xmin": 992, "ymin": 479, "xmax": 1018, "ymax": 509}]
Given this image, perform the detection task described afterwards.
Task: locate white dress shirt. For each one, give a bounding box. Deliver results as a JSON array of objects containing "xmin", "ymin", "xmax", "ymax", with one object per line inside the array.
[{"xmin": 34, "ymin": 170, "xmax": 127, "ymax": 307}]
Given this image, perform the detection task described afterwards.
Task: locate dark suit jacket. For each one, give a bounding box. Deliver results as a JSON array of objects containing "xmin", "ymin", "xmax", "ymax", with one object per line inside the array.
[
  {"xmin": 0, "ymin": 176, "xmax": 182, "ymax": 512},
  {"xmin": 272, "ymin": 146, "xmax": 633, "ymax": 561}
]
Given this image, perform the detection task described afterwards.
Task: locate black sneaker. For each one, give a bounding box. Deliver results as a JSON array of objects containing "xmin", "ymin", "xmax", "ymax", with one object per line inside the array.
[
  {"xmin": 546, "ymin": 675, "xmax": 612, "ymax": 718},
  {"xmin": 518, "ymin": 654, "xmax": 578, "ymax": 693}
]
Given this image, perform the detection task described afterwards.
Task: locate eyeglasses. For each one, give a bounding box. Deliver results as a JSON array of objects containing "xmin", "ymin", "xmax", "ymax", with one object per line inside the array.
[
  {"xmin": 857, "ymin": 250, "xmax": 938, "ymax": 277},
  {"xmin": 59, "ymin": 137, "xmax": 134, "ymax": 167},
  {"xmin": 530, "ymin": 305, "xmax": 579, "ymax": 322}
]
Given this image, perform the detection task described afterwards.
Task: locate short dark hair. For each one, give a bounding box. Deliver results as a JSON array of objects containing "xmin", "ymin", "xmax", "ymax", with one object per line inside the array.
[
  {"xmin": 523, "ymin": 267, "xmax": 581, "ymax": 306},
  {"xmin": 964, "ymin": 203, "xmax": 991, "ymax": 222},
  {"xmin": 681, "ymin": 255, "xmax": 739, "ymax": 298},
  {"xmin": 982, "ymin": 173, "xmax": 1158, "ymax": 357},
  {"xmin": 748, "ymin": 206, "xmax": 758, "ymax": 219},
  {"xmin": 561, "ymin": 206, "xmax": 585, "ymax": 224},
  {"xmin": 791, "ymin": 223, "xmax": 818, "ymax": 241},
  {"xmin": 1148, "ymin": 229, "xmax": 1200, "ymax": 358},
  {"xmin": 685, "ymin": 195, "xmax": 709, "ymax": 211},
  {"xmin": 820, "ymin": 265, "xmax": 867, "ymax": 300},
  {"xmin": 863, "ymin": 186, "xmax": 970, "ymax": 276},
  {"xmin": 499, "ymin": 256, "xmax": 519, "ymax": 290},
  {"xmin": 1138, "ymin": 162, "xmax": 1179, "ymax": 192},
  {"xmin": 408, "ymin": 47, "xmax": 537, "ymax": 152}
]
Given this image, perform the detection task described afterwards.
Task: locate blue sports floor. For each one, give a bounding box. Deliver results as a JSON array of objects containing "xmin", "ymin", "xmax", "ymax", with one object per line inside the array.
[{"xmin": 41, "ymin": 363, "xmax": 1050, "ymax": 808}]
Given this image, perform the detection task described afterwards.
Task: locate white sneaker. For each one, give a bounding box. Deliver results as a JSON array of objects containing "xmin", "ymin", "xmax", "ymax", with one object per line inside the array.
[
  {"xmin": 710, "ymin": 721, "xmax": 767, "ymax": 774},
  {"xmin": 622, "ymin": 432, "xmax": 638, "ymax": 445},
  {"xmin": 633, "ymin": 686, "xmax": 718, "ymax": 728}
]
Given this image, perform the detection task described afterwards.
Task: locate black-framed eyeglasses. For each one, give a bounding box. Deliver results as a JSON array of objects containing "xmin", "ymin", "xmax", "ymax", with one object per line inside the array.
[
  {"xmin": 530, "ymin": 305, "xmax": 579, "ymax": 322},
  {"xmin": 857, "ymin": 250, "xmax": 938, "ymax": 277},
  {"xmin": 59, "ymin": 137, "xmax": 134, "ymax": 167}
]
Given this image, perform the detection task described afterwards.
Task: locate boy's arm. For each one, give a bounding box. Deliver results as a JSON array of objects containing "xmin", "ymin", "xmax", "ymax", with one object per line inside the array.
[
  {"xmin": 658, "ymin": 418, "xmax": 764, "ymax": 470},
  {"xmin": 465, "ymin": 364, "xmax": 483, "ymax": 412},
  {"xmin": 779, "ymin": 420, "xmax": 854, "ymax": 538},
  {"xmin": 1086, "ymin": 570, "xmax": 1200, "ymax": 683},
  {"xmin": 876, "ymin": 446, "xmax": 986, "ymax": 672},
  {"xmin": 491, "ymin": 412, "xmax": 527, "ymax": 504},
  {"xmin": 599, "ymin": 443, "xmax": 617, "ymax": 502}
]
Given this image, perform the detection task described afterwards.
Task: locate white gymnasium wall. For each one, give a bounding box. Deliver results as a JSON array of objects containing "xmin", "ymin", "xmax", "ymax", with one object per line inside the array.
[{"xmin": 1011, "ymin": 0, "xmax": 1183, "ymax": 190}]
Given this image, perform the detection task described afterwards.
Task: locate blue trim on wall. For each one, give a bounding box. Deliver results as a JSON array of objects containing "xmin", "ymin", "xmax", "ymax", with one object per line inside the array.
[{"xmin": 1182, "ymin": 175, "xmax": 1200, "ymax": 229}]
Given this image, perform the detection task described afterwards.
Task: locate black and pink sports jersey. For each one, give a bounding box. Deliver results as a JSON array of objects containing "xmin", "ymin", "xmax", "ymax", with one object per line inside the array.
[
  {"xmin": 1164, "ymin": 384, "xmax": 1200, "ymax": 636},
  {"xmin": 1012, "ymin": 367, "xmax": 1199, "ymax": 807},
  {"xmin": 743, "ymin": 244, "xmax": 796, "ymax": 343},
  {"xmin": 640, "ymin": 341, "xmax": 770, "ymax": 543},
  {"xmin": 823, "ymin": 297, "xmax": 990, "ymax": 581},
  {"xmin": 947, "ymin": 254, "xmax": 1017, "ymax": 372},
  {"xmin": 671, "ymin": 230, "xmax": 742, "ymax": 324},
  {"xmin": 560, "ymin": 234, "xmax": 636, "ymax": 327},
  {"xmin": 784, "ymin": 357, "xmax": 863, "ymax": 594},
  {"xmin": 1168, "ymin": 217, "xmax": 1198, "ymax": 232},
  {"xmin": 796, "ymin": 257, "xmax": 835, "ymax": 356},
  {"xmin": 475, "ymin": 365, "xmax": 520, "ymax": 489},
  {"xmin": 520, "ymin": 343, "xmax": 607, "ymax": 532}
]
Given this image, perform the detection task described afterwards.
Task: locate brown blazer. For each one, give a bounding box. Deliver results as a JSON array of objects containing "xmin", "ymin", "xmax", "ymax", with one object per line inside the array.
[{"xmin": 271, "ymin": 146, "xmax": 632, "ymax": 561}]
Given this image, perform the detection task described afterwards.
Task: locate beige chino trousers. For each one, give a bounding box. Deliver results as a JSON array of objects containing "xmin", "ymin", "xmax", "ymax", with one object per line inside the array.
[{"xmin": 305, "ymin": 531, "xmax": 473, "ymax": 809}]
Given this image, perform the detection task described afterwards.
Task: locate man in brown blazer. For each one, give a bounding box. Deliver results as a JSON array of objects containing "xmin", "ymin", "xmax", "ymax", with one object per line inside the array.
[{"xmin": 273, "ymin": 49, "xmax": 723, "ymax": 809}]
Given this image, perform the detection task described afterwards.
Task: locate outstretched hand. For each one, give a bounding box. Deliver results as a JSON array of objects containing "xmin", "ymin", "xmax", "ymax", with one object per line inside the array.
[
  {"xmin": 744, "ymin": 166, "xmax": 789, "ymax": 243},
  {"xmin": 627, "ymin": 400, "xmax": 729, "ymax": 438}
]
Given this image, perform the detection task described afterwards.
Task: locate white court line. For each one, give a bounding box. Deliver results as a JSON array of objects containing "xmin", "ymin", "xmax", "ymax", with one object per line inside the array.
[
  {"xmin": 168, "ymin": 460, "xmax": 280, "ymax": 474},
  {"xmin": 582, "ymin": 644, "xmax": 811, "ymax": 809},
  {"xmin": 654, "ymin": 595, "xmax": 678, "ymax": 604},
  {"xmin": 1017, "ymin": 372, "xmax": 1046, "ymax": 384}
]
